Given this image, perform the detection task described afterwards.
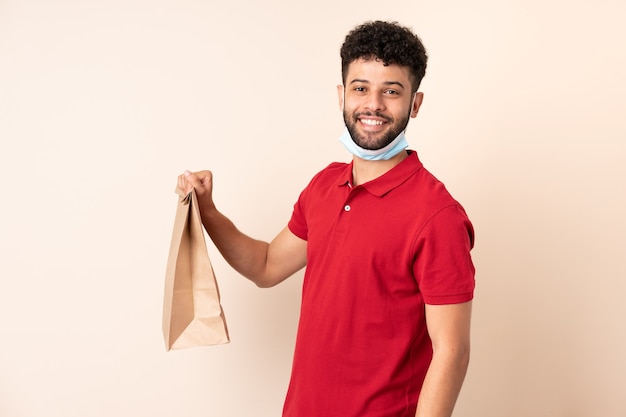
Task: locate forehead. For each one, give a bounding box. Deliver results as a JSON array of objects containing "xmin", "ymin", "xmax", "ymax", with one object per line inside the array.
[{"xmin": 345, "ymin": 58, "xmax": 411, "ymax": 85}]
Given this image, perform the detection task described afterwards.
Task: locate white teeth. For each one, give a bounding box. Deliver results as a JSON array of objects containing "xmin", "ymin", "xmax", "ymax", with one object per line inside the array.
[{"xmin": 361, "ymin": 119, "xmax": 383, "ymax": 126}]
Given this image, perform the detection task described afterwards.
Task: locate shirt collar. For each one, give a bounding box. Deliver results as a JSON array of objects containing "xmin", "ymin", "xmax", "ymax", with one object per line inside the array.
[{"xmin": 338, "ymin": 151, "xmax": 423, "ymax": 197}]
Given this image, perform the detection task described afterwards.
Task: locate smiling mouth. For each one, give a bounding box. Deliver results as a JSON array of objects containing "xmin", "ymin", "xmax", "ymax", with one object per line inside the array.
[{"xmin": 359, "ymin": 118, "xmax": 385, "ymax": 126}]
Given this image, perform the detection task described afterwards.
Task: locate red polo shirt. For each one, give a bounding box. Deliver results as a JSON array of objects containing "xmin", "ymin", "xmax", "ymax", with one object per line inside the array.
[{"xmin": 284, "ymin": 151, "xmax": 475, "ymax": 417}]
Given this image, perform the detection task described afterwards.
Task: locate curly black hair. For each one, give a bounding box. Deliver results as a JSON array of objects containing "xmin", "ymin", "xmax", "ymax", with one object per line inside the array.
[{"xmin": 340, "ymin": 21, "xmax": 428, "ymax": 92}]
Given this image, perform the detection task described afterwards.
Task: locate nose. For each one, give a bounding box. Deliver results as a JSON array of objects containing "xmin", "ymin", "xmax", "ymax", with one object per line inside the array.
[{"xmin": 364, "ymin": 92, "xmax": 385, "ymax": 112}]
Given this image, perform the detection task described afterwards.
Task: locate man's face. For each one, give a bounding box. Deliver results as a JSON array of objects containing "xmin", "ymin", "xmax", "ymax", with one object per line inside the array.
[{"xmin": 338, "ymin": 58, "xmax": 423, "ymax": 150}]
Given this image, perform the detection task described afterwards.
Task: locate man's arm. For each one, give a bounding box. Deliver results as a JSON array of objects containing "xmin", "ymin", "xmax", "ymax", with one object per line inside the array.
[
  {"xmin": 415, "ymin": 301, "xmax": 472, "ymax": 417},
  {"xmin": 201, "ymin": 213, "xmax": 307, "ymax": 288},
  {"xmin": 179, "ymin": 170, "xmax": 307, "ymax": 288}
]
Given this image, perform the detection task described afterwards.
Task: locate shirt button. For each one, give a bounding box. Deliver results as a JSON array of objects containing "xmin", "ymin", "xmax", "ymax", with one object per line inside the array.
[{"xmin": 344, "ymin": 205, "xmax": 351, "ymax": 211}]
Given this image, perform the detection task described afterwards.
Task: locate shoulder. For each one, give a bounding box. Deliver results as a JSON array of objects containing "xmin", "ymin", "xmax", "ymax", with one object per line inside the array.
[
  {"xmin": 403, "ymin": 162, "xmax": 464, "ymax": 211},
  {"xmin": 400, "ymin": 159, "xmax": 473, "ymax": 234},
  {"xmin": 304, "ymin": 161, "xmax": 350, "ymax": 188},
  {"xmin": 413, "ymin": 168, "xmax": 474, "ymax": 247}
]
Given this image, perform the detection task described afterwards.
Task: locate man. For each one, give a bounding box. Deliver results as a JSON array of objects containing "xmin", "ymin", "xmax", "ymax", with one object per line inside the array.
[{"xmin": 179, "ymin": 20, "xmax": 475, "ymax": 417}]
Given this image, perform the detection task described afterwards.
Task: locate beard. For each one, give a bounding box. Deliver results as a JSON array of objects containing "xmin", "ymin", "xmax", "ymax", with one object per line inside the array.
[{"xmin": 343, "ymin": 108, "xmax": 411, "ymax": 151}]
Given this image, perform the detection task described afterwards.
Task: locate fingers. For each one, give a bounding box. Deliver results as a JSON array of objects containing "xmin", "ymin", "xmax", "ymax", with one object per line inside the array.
[
  {"xmin": 177, "ymin": 170, "xmax": 213, "ymax": 196},
  {"xmin": 177, "ymin": 172, "xmax": 191, "ymax": 194},
  {"xmin": 177, "ymin": 172, "xmax": 187, "ymax": 193}
]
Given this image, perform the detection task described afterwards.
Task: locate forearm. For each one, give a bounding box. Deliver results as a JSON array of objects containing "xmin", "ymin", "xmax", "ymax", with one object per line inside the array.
[
  {"xmin": 178, "ymin": 169, "xmax": 302, "ymax": 286},
  {"xmin": 200, "ymin": 206, "xmax": 272, "ymax": 286},
  {"xmin": 415, "ymin": 347, "xmax": 470, "ymax": 417},
  {"xmin": 199, "ymin": 204, "xmax": 307, "ymax": 287}
]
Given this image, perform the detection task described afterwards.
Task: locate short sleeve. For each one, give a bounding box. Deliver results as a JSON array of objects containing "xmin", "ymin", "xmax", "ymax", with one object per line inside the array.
[
  {"xmin": 413, "ymin": 204, "xmax": 475, "ymax": 305},
  {"xmin": 288, "ymin": 189, "xmax": 309, "ymax": 241}
]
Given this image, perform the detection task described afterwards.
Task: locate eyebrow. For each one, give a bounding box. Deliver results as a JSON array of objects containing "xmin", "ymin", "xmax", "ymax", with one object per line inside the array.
[{"xmin": 349, "ymin": 79, "xmax": 406, "ymax": 90}]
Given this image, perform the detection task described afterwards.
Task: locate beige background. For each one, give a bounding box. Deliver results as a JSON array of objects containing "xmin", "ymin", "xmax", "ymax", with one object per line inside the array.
[{"xmin": 1, "ymin": 0, "xmax": 625, "ymax": 416}]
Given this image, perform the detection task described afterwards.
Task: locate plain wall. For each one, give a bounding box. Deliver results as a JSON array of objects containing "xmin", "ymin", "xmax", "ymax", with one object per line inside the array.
[{"xmin": 1, "ymin": 0, "xmax": 625, "ymax": 416}]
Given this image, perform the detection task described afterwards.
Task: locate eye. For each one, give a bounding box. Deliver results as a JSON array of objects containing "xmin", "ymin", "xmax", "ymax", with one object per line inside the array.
[
  {"xmin": 354, "ymin": 86, "xmax": 366, "ymax": 93},
  {"xmin": 384, "ymin": 89, "xmax": 400, "ymax": 95}
]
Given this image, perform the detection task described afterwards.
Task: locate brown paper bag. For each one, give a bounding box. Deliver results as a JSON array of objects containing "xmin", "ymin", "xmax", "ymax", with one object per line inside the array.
[{"xmin": 162, "ymin": 187, "xmax": 229, "ymax": 350}]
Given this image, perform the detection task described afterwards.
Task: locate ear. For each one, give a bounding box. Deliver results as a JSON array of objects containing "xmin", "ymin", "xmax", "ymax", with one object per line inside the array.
[
  {"xmin": 410, "ymin": 92, "xmax": 424, "ymax": 118},
  {"xmin": 337, "ymin": 84, "xmax": 344, "ymax": 111}
]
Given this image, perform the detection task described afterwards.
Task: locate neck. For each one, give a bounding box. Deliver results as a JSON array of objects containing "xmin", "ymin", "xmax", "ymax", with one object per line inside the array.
[{"xmin": 351, "ymin": 150, "xmax": 408, "ymax": 186}]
